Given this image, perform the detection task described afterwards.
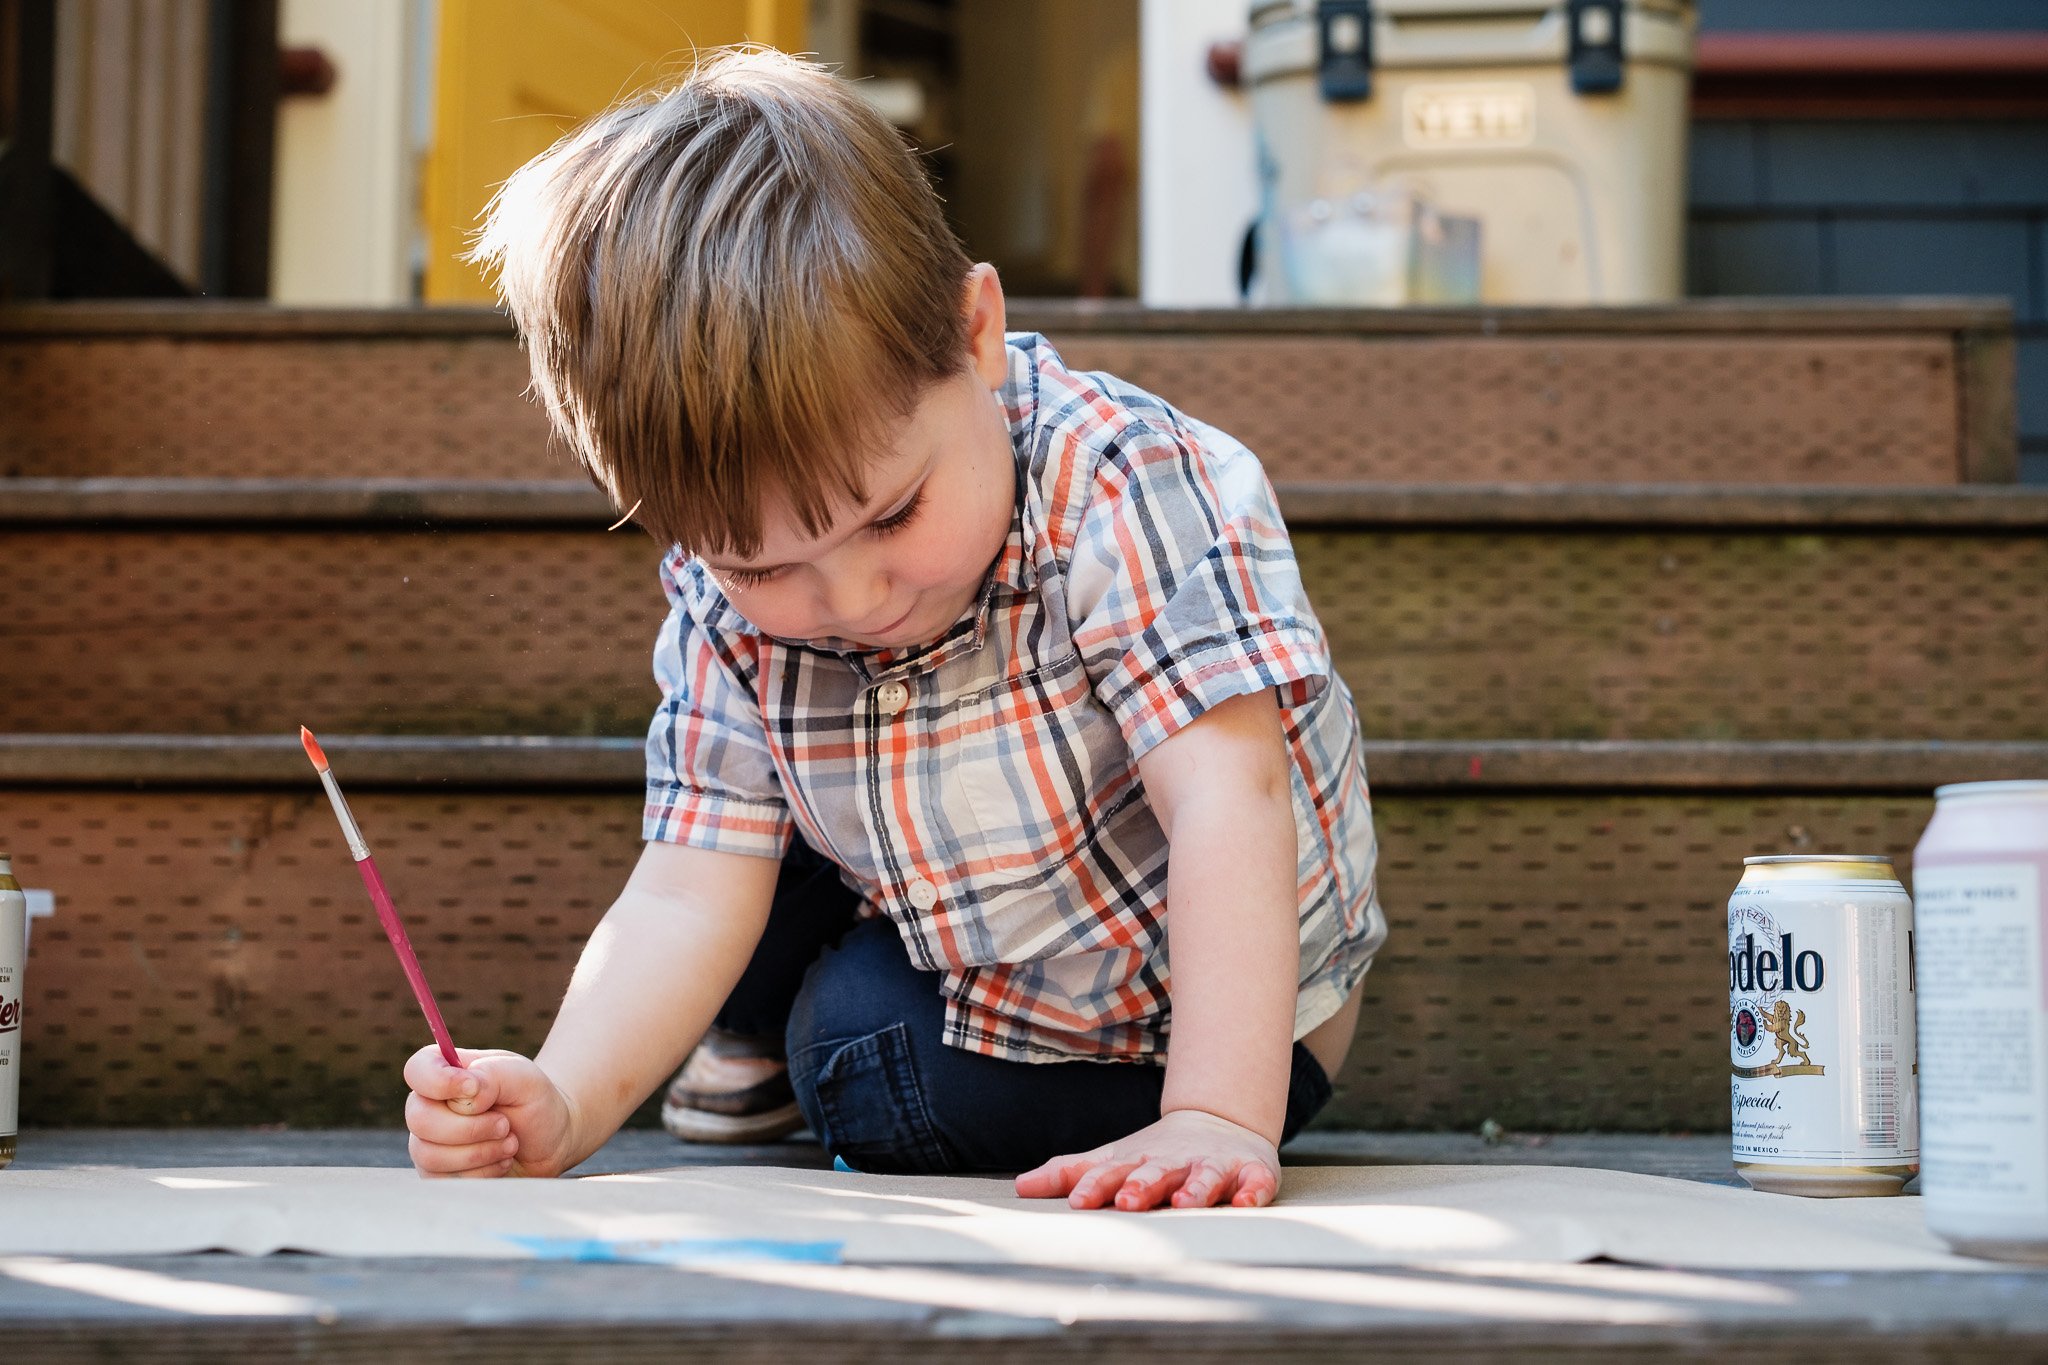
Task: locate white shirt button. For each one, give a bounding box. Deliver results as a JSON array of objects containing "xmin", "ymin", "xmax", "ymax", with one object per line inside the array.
[
  {"xmin": 907, "ymin": 877, "xmax": 938, "ymax": 910},
  {"xmin": 876, "ymin": 681, "xmax": 910, "ymax": 717}
]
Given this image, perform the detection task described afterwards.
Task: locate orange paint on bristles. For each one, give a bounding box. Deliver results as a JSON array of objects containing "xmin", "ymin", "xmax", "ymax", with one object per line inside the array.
[{"xmin": 299, "ymin": 725, "xmax": 330, "ymax": 772}]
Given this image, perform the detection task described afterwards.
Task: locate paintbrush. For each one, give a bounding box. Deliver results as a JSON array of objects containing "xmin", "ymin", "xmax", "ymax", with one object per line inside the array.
[{"xmin": 300, "ymin": 726, "xmax": 463, "ymax": 1070}]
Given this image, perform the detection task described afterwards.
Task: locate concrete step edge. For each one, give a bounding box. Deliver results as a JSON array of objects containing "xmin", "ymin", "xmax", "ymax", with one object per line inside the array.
[
  {"xmin": 3, "ymin": 735, "xmax": 2041, "ymax": 792},
  {"xmin": 5, "ymin": 478, "xmax": 2047, "ymax": 530}
]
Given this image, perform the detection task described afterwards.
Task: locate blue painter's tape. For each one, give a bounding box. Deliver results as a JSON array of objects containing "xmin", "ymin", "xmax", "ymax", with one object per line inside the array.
[{"xmin": 503, "ymin": 1235, "xmax": 843, "ymax": 1265}]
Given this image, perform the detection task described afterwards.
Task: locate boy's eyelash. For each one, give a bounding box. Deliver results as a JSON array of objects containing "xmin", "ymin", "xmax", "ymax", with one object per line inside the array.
[
  {"xmin": 720, "ymin": 566, "xmax": 775, "ymax": 591},
  {"xmin": 717, "ymin": 489, "xmax": 924, "ymax": 594},
  {"xmin": 870, "ymin": 487, "xmax": 924, "ymax": 535}
]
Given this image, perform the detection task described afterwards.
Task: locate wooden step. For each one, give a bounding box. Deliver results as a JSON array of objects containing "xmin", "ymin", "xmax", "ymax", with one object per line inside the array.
[
  {"xmin": 5, "ymin": 480, "xmax": 2046, "ymax": 742},
  {"xmin": 7, "ymin": 734, "xmax": 2043, "ymax": 1132},
  {"xmin": 0, "ymin": 298, "xmax": 2017, "ymax": 484}
]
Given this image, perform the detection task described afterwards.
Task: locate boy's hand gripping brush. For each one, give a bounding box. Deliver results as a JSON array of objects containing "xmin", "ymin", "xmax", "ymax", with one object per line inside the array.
[{"xmin": 300, "ymin": 726, "xmax": 462, "ymax": 1069}]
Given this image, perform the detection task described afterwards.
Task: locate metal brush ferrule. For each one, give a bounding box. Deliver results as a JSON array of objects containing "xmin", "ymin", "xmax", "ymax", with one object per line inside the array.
[{"xmin": 316, "ymin": 768, "xmax": 371, "ymax": 861}]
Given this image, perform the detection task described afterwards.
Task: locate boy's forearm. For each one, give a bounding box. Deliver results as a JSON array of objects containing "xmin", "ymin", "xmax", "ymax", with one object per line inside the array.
[
  {"xmin": 1157, "ymin": 784, "xmax": 1300, "ymax": 1146},
  {"xmin": 534, "ymin": 848, "xmax": 779, "ymax": 1169}
]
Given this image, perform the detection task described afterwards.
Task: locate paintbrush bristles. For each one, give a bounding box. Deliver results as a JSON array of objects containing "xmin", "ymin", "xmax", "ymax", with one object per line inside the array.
[{"xmin": 299, "ymin": 726, "xmax": 330, "ymax": 773}]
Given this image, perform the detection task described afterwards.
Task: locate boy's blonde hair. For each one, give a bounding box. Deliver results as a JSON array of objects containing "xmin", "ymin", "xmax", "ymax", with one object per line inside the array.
[{"xmin": 471, "ymin": 48, "xmax": 973, "ymax": 557}]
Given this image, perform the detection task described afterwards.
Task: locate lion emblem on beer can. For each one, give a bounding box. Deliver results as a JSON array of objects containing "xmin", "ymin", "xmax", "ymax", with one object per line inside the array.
[{"xmin": 1757, "ymin": 999, "xmax": 1813, "ymax": 1069}]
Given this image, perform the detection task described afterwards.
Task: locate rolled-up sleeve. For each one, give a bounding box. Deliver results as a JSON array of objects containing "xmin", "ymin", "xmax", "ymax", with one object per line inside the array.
[
  {"xmin": 643, "ymin": 558, "xmax": 794, "ymax": 859},
  {"xmin": 1066, "ymin": 419, "xmax": 1330, "ymax": 762}
]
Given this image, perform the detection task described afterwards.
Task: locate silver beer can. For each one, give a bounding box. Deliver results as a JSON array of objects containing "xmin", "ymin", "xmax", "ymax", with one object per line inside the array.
[
  {"xmin": 0, "ymin": 853, "xmax": 23, "ymax": 1169},
  {"xmin": 1729, "ymin": 854, "xmax": 1918, "ymax": 1197}
]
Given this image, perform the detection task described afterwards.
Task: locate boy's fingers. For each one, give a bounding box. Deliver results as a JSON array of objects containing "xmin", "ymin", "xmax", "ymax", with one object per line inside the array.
[
  {"xmin": 1171, "ymin": 1159, "xmax": 1237, "ymax": 1209},
  {"xmin": 402, "ymin": 1046, "xmax": 485, "ymax": 1106},
  {"xmin": 1014, "ymin": 1152, "xmax": 1098, "ymax": 1200},
  {"xmin": 1114, "ymin": 1161, "xmax": 1188, "ymax": 1212},
  {"xmin": 445, "ymin": 1055, "xmax": 508, "ymax": 1115},
  {"xmin": 405, "ymin": 1091, "xmax": 511, "ymax": 1147},
  {"xmin": 443, "ymin": 1076, "xmax": 495, "ymax": 1117},
  {"xmin": 1229, "ymin": 1163, "xmax": 1280, "ymax": 1208},
  {"xmin": 408, "ymin": 1131, "xmax": 519, "ymax": 1176},
  {"xmin": 458, "ymin": 1052, "xmax": 555, "ymax": 1114},
  {"xmin": 1067, "ymin": 1159, "xmax": 1144, "ymax": 1210}
]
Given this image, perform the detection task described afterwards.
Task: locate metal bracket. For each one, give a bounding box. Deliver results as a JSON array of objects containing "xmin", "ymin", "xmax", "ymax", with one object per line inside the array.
[
  {"xmin": 1317, "ymin": 0, "xmax": 1374, "ymax": 102},
  {"xmin": 1567, "ymin": 0, "xmax": 1626, "ymax": 95}
]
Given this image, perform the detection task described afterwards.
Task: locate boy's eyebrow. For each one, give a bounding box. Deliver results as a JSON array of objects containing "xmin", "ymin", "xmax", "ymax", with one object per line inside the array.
[{"xmin": 703, "ymin": 468, "xmax": 927, "ymax": 574}]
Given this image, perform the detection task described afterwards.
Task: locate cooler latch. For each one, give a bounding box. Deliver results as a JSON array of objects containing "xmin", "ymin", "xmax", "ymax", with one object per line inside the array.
[
  {"xmin": 1567, "ymin": 0, "xmax": 1625, "ymax": 94},
  {"xmin": 1317, "ymin": 0, "xmax": 1373, "ymax": 102}
]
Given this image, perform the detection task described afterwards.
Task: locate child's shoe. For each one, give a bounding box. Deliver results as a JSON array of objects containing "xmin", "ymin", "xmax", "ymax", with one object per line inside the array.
[{"xmin": 660, "ymin": 1028, "xmax": 805, "ymax": 1143}]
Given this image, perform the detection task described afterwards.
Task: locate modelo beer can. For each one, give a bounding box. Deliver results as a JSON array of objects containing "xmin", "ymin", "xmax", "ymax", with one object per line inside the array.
[
  {"xmin": 1729, "ymin": 854, "xmax": 1918, "ymax": 1197},
  {"xmin": 0, "ymin": 853, "xmax": 23, "ymax": 1169},
  {"xmin": 1912, "ymin": 781, "xmax": 2048, "ymax": 1262}
]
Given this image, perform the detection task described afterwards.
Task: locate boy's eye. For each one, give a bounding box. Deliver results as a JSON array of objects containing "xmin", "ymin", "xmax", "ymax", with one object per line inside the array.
[
  {"xmin": 870, "ymin": 487, "xmax": 924, "ymax": 536},
  {"xmin": 719, "ymin": 566, "xmax": 778, "ymax": 592},
  {"xmin": 715, "ymin": 487, "xmax": 923, "ymax": 594}
]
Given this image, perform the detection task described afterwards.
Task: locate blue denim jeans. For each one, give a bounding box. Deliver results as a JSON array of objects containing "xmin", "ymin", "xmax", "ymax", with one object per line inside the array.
[{"xmin": 715, "ymin": 838, "xmax": 1335, "ymax": 1175}]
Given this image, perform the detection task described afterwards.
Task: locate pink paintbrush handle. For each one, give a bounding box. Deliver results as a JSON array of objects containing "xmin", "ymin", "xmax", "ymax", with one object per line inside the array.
[{"xmin": 355, "ymin": 854, "xmax": 461, "ymax": 1070}]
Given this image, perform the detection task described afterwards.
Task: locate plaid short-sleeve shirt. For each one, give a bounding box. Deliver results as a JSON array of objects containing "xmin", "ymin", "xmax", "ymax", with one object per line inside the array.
[{"xmin": 645, "ymin": 335, "xmax": 1386, "ymax": 1064}]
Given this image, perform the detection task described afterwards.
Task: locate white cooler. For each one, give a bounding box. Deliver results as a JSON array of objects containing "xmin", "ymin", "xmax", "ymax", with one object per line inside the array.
[{"xmin": 1245, "ymin": 0, "xmax": 1694, "ymax": 305}]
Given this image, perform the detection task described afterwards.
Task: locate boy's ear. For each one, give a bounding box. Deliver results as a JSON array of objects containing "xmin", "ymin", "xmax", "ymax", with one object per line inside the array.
[{"xmin": 963, "ymin": 263, "xmax": 1008, "ymax": 389}]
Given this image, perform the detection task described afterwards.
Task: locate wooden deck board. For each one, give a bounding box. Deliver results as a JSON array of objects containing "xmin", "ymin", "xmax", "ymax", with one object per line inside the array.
[
  {"xmin": 2, "ymin": 733, "xmax": 2043, "ymax": 791},
  {"xmin": 0, "ymin": 297, "xmax": 2017, "ymax": 336},
  {"xmin": 7, "ymin": 486, "xmax": 2048, "ymax": 742},
  {"xmin": 1, "ymin": 301, "xmax": 2014, "ymax": 484},
  {"xmin": 0, "ymin": 756, "xmax": 2023, "ymax": 1129},
  {"xmin": 8, "ymin": 478, "xmax": 2048, "ymax": 527}
]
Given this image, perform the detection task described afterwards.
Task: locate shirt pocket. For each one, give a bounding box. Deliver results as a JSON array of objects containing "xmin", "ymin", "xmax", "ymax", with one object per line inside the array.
[{"xmin": 938, "ymin": 650, "xmax": 1131, "ymax": 958}]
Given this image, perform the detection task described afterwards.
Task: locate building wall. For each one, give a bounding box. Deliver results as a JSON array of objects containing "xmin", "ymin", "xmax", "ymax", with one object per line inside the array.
[{"xmin": 1698, "ymin": 0, "xmax": 2045, "ymax": 31}]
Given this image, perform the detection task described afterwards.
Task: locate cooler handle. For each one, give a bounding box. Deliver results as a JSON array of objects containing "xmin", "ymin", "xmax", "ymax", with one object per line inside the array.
[
  {"xmin": 1567, "ymin": 0, "xmax": 1626, "ymax": 94},
  {"xmin": 1316, "ymin": 0, "xmax": 1373, "ymax": 102}
]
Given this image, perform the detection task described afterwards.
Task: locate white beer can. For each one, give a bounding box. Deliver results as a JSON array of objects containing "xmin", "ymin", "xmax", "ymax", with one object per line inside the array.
[
  {"xmin": 1913, "ymin": 781, "xmax": 2048, "ymax": 1262},
  {"xmin": 1729, "ymin": 854, "xmax": 1918, "ymax": 1197},
  {"xmin": 0, "ymin": 853, "xmax": 23, "ymax": 1169}
]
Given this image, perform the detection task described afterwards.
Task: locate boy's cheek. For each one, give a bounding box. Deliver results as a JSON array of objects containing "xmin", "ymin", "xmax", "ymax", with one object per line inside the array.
[{"xmin": 733, "ymin": 590, "xmax": 805, "ymax": 636}]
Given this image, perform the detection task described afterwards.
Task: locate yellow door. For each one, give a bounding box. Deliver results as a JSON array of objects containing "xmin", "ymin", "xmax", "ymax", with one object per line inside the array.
[{"xmin": 425, "ymin": 0, "xmax": 806, "ymax": 302}]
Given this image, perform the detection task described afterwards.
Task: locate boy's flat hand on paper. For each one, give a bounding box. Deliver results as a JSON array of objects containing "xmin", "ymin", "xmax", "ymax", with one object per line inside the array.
[
  {"xmin": 1013, "ymin": 1108, "xmax": 1282, "ymax": 1211},
  {"xmin": 403, "ymin": 1045, "xmax": 579, "ymax": 1179}
]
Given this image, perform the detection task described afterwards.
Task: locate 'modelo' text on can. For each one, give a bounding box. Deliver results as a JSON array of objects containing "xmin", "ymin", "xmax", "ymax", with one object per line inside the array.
[{"xmin": 1729, "ymin": 854, "xmax": 1918, "ymax": 1197}]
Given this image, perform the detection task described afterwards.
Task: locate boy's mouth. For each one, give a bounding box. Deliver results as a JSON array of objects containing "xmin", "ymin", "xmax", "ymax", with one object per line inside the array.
[{"xmin": 856, "ymin": 603, "xmax": 917, "ymax": 644}]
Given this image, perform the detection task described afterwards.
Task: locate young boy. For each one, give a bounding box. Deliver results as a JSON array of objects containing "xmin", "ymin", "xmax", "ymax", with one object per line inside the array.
[{"xmin": 401, "ymin": 48, "xmax": 1386, "ymax": 1213}]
